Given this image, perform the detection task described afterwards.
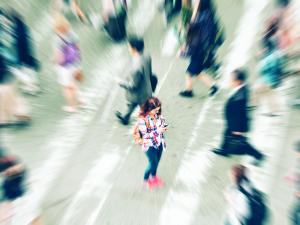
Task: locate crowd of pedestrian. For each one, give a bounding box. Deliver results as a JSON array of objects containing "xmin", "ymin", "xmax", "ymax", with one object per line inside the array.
[{"xmin": 0, "ymin": 0, "xmax": 300, "ymax": 224}]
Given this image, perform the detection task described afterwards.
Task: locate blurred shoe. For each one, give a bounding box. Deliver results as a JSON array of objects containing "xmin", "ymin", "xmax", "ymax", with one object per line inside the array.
[
  {"xmin": 115, "ymin": 111, "xmax": 129, "ymax": 125},
  {"xmin": 209, "ymin": 85, "xmax": 219, "ymax": 97},
  {"xmin": 212, "ymin": 148, "xmax": 230, "ymax": 157},
  {"xmin": 62, "ymin": 106, "xmax": 77, "ymax": 113},
  {"xmin": 147, "ymin": 178, "xmax": 157, "ymax": 190},
  {"xmin": 179, "ymin": 90, "xmax": 193, "ymax": 98},
  {"xmin": 153, "ymin": 176, "xmax": 164, "ymax": 188},
  {"xmin": 252, "ymin": 154, "xmax": 266, "ymax": 167}
]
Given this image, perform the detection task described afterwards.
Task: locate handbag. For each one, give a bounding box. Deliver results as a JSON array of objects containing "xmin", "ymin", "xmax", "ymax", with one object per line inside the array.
[{"xmin": 226, "ymin": 134, "xmax": 249, "ymax": 155}]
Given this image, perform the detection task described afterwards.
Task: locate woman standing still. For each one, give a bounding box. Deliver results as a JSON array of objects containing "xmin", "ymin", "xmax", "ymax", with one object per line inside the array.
[{"xmin": 134, "ymin": 97, "xmax": 167, "ymax": 189}]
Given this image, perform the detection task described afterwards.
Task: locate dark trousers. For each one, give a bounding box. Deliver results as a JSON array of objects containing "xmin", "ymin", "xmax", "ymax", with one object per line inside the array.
[
  {"xmin": 291, "ymin": 197, "xmax": 300, "ymax": 225},
  {"xmin": 123, "ymin": 102, "xmax": 139, "ymax": 121},
  {"xmin": 144, "ymin": 144, "xmax": 163, "ymax": 181},
  {"xmin": 220, "ymin": 129, "xmax": 263, "ymax": 159}
]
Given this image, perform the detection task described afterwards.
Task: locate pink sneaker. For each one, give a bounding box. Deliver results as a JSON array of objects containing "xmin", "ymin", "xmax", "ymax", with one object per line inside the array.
[
  {"xmin": 147, "ymin": 178, "xmax": 157, "ymax": 190},
  {"xmin": 153, "ymin": 176, "xmax": 164, "ymax": 188}
]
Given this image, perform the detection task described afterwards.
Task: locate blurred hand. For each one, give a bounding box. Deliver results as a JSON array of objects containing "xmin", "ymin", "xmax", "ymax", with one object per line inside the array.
[{"xmin": 158, "ymin": 126, "xmax": 168, "ymax": 133}]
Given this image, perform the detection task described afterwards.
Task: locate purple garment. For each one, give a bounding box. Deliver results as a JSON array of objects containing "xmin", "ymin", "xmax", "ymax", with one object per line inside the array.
[{"xmin": 59, "ymin": 37, "xmax": 81, "ymax": 67}]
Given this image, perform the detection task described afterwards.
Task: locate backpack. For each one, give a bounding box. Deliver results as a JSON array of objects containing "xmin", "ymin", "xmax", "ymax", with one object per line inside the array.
[
  {"xmin": 240, "ymin": 187, "xmax": 269, "ymax": 225},
  {"xmin": 59, "ymin": 36, "xmax": 80, "ymax": 66}
]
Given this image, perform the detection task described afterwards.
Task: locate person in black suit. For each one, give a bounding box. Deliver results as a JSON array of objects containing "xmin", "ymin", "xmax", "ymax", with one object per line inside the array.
[
  {"xmin": 115, "ymin": 37, "xmax": 153, "ymax": 125},
  {"xmin": 213, "ymin": 69, "xmax": 265, "ymax": 166}
]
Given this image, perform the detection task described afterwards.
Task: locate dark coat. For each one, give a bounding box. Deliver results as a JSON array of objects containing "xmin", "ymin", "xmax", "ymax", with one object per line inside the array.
[
  {"xmin": 224, "ymin": 85, "xmax": 249, "ymax": 133},
  {"xmin": 186, "ymin": 10, "xmax": 218, "ymax": 58},
  {"xmin": 122, "ymin": 54, "xmax": 153, "ymax": 105},
  {"xmin": 13, "ymin": 14, "xmax": 40, "ymax": 70}
]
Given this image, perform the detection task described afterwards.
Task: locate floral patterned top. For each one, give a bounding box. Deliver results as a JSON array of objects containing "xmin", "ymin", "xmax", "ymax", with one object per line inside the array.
[{"xmin": 137, "ymin": 114, "xmax": 167, "ymax": 152}]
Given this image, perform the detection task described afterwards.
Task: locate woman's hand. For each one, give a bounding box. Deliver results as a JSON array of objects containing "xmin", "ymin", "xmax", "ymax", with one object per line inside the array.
[{"xmin": 158, "ymin": 126, "xmax": 168, "ymax": 133}]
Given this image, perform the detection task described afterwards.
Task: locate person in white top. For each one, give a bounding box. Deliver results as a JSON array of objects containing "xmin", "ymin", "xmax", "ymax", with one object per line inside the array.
[{"xmin": 224, "ymin": 165, "xmax": 251, "ymax": 225}]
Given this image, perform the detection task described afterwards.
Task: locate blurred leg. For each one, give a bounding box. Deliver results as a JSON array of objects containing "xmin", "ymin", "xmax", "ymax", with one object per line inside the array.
[
  {"xmin": 197, "ymin": 72, "xmax": 214, "ymax": 88},
  {"xmin": 30, "ymin": 216, "xmax": 44, "ymax": 225},
  {"xmin": 185, "ymin": 75, "xmax": 193, "ymax": 90},
  {"xmin": 144, "ymin": 148, "xmax": 157, "ymax": 180},
  {"xmin": 290, "ymin": 198, "xmax": 300, "ymax": 225},
  {"xmin": 267, "ymin": 88, "xmax": 280, "ymax": 113}
]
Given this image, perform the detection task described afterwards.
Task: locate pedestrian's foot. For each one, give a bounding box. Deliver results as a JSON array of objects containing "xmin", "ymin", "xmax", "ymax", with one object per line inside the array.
[
  {"xmin": 115, "ymin": 111, "xmax": 129, "ymax": 125},
  {"xmin": 209, "ymin": 85, "xmax": 219, "ymax": 97},
  {"xmin": 252, "ymin": 154, "xmax": 267, "ymax": 167},
  {"xmin": 154, "ymin": 176, "xmax": 164, "ymax": 188},
  {"xmin": 147, "ymin": 178, "xmax": 157, "ymax": 190},
  {"xmin": 179, "ymin": 90, "xmax": 193, "ymax": 98},
  {"xmin": 62, "ymin": 106, "xmax": 77, "ymax": 113},
  {"xmin": 212, "ymin": 148, "xmax": 230, "ymax": 157}
]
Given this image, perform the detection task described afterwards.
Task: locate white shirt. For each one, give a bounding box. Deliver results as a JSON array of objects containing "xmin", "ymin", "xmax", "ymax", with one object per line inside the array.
[
  {"xmin": 132, "ymin": 54, "xmax": 142, "ymax": 70},
  {"xmin": 229, "ymin": 83, "xmax": 246, "ymax": 98}
]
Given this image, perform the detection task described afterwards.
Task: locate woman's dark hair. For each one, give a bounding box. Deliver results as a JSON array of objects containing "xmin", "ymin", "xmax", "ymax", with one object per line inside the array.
[
  {"xmin": 139, "ymin": 97, "xmax": 162, "ymax": 117},
  {"xmin": 231, "ymin": 164, "xmax": 248, "ymax": 186},
  {"xmin": 128, "ymin": 36, "xmax": 144, "ymax": 53}
]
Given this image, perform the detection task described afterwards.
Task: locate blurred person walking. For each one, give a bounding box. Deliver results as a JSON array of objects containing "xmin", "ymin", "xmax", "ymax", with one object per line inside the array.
[
  {"xmin": 212, "ymin": 69, "xmax": 266, "ymax": 166},
  {"xmin": 0, "ymin": 38, "xmax": 30, "ymax": 125},
  {"xmin": 102, "ymin": 0, "xmax": 128, "ymax": 42},
  {"xmin": 224, "ymin": 164, "xmax": 268, "ymax": 225},
  {"xmin": 115, "ymin": 36, "xmax": 153, "ymax": 125},
  {"xmin": 0, "ymin": 147, "xmax": 44, "ymax": 225},
  {"xmin": 53, "ymin": 15, "xmax": 83, "ymax": 113},
  {"xmin": 9, "ymin": 10, "xmax": 41, "ymax": 95},
  {"xmin": 178, "ymin": 0, "xmax": 223, "ymax": 98},
  {"xmin": 252, "ymin": 39, "xmax": 284, "ymax": 116},
  {"xmin": 132, "ymin": 97, "xmax": 167, "ymax": 189}
]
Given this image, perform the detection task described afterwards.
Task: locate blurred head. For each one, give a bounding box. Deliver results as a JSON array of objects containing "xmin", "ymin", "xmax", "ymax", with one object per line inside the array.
[
  {"xmin": 140, "ymin": 97, "xmax": 162, "ymax": 117},
  {"xmin": 230, "ymin": 69, "xmax": 247, "ymax": 88},
  {"xmin": 230, "ymin": 164, "xmax": 247, "ymax": 186},
  {"xmin": 53, "ymin": 14, "xmax": 70, "ymax": 34},
  {"xmin": 128, "ymin": 36, "xmax": 144, "ymax": 56}
]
